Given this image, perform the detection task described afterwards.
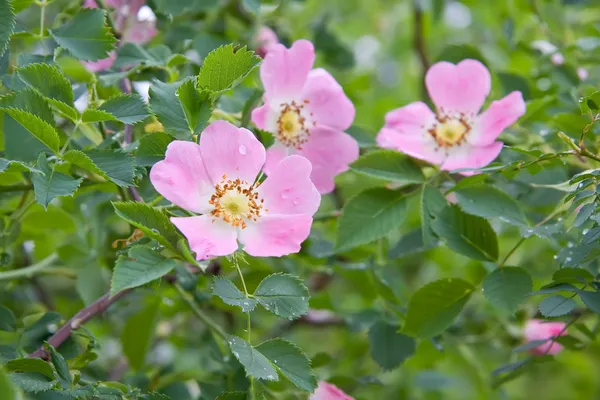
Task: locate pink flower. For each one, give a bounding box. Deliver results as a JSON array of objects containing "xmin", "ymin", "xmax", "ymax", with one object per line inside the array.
[
  {"xmin": 149, "ymin": 121, "xmax": 321, "ymax": 260},
  {"xmin": 310, "ymin": 381, "xmax": 354, "ymax": 400},
  {"xmin": 577, "ymin": 67, "xmax": 589, "ymax": 81},
  {"xmin": 251, "ymin": 40, "xmax": 359, "ymax": 194},
  {"xmin": 255, "ymin": 26, "xmax": 279, "ymax": 57},
  {"xmin": 523, "ymin": 319, "xmax": 567, "ymax": 355},
  {"xmin": 377, "ymin": 59, "xmax": 526, "ymax": 174},
  {"xmin": 83, "ymin": 51, "xmax": 117, "ymax": 72},
  {"xmin": 551, "ymin": 52, "xmax": 565, "ymax": 66}
]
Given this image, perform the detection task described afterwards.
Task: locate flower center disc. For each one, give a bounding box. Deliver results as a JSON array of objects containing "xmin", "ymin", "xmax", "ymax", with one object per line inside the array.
[
  {"xmin": 430, "ymin": 117, "xmax": 470, "ymax": 147},
  {"xmin": 209, "ymin": 176, "xmax": 265, "ymax": 229},
  {"xmin": 276, "ymin": 101, "xmax": 311, "ymax": 149}
]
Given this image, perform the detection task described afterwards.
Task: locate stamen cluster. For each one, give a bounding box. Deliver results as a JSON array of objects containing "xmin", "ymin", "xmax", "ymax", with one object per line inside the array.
[
  {"xmin": 209, "ymin": 175, "xmax": 265, "ymax": 229},
  {"xmin": 276, "ymin": 100, "xmax": 315, "ymax": 149}
]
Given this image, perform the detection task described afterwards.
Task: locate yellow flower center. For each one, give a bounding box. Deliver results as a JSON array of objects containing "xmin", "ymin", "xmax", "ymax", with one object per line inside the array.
[
  {"xmin": 276, "ymin": 100, "xmax": 314, "ymax": 149},
  {"xmin": 429, "ymin": 116, "xmax": 471, "ymax": 147},
  {"xmin": 209, "ymin": 175, "xmax": 266, "ymax": 229}
]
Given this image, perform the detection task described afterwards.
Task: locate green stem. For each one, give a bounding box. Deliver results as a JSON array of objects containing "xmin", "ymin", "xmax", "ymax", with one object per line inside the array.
[
  {"xmin": 39, "ymin": 1, "xmax": 46, "ymax": 38},
  {"xmin": 0, "ymin": 254, "xmax": 59, "ymax": 282},
  {"xmin": 173, "ymin": 283, "xmax": 227, "ymax": 340},
  {"xmin": 499, "ymin": 237, "xmax": 525, "ymax": 268},
  {"xmin": 233, "ymin": 256, "xmax": 255, "ymax": 399}
]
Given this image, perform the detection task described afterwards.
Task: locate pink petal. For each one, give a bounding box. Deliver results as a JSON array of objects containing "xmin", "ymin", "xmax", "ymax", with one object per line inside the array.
[
  {"xmin": 251, "ymin": 101, "xmax": 271, "ymax": 131},
  {"xmin": 258, "ymin": 155, "xmax": 320, "ymax": 216},
  {"xmin": 260, "ymin": 40, "xmax": 315, "ymax": 104},
  {"xmin": 442, "ymin": 142, "xmax": 503, "ymax": 174},
  {"xmin": 123, "ymin": 21, "xmax": 157, "ymax": 45},
  {"xmin": 149, "ymin": 141, "xmax": 214, "ymax": 213},
  {"xmin": 171, "ymin": 216, "xmax": 238, "ymax": 261},
  {"xmin": 523, "ymin": 319, "xmax": 567, "ymax": 356},
  {"xmin": 301, "ymin": 68, "xmax": 355, "ymax": 131},
  {"xmin": 473, "ymin": 91, "xmax": 525, "ymax": 146},
  {"xmin": 83, "ymin": 51, "xmax": 117, "ymax": 72},
  {"xmin": 297, "ymin": 127, "xmax": 359, "ymax": 194},
  {"xmin": 240, "ymin": 214, "xmax": 313, "ymax": 257},
  {"xmin": 425, "ymin": 59, "xmax": 491, "ymax": 115},
  {"xmin": 199, "ymin": 120, "xmax": 266, "ymax": 183},
  {"xmin": 384, "ymin": 101, "xmax": 435, "ymax": 129},
  {"xmin": 309, "ymin": 381, "xmax": 355, "ymax": 400},
  {"xmin": 263, "ymin": 144, "xmax": 291, "ymax": 176},
  {"xmin": 255, "ymin": 26, "xmax": 279, "ymax": 57}
]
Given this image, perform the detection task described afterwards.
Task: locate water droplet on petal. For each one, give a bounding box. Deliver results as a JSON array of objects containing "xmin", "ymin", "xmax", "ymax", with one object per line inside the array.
[{"xmin": 238, "ymin": 144, "xmax": 247, "ymax": 155}]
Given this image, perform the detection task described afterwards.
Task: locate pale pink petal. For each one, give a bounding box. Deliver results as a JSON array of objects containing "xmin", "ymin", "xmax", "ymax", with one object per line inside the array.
[
  {"xmin": 240, "ymin": 214, "xmax": 313, "ymax": 257},
  {"xmin": 442, "ymin": 142, "xmax": 503, "ymax": 174},
  {"xmin": 297, "ymin": 127, "xmax": 359, "ymax": 194},
  {"xmin": 301, "ymin": 68, "xmax": 355, "ymax": 131},
  {"xmin": 251, "ymin": 101, "xmax": 271, "ymax": 131},
  {"xmin": 578, "ymin": 67, "xmax": 589, "ymax": 80},
  {"xmin": 309, "ymin": 381, "xmax": 354, "ymax": 400},
  {"xmin": 523, "ymin": 319, "xmax": 567, "ymax": 356},
  {"xmin": 473, "ymin": 91, "xmax": 525, "ymax": 146},
  {"xmin": 149, "ymin": 141, "xmax": 213, "ymax": 213},
  {"xmin": 425, "ymin": 59, "xmax": 491, "ymax": 115},
  {"xmin": 123, "ymin": 21, "xmax": 157, "ymax": 45},
  {"xmin": 171, "ymin": 216, "xmax": 238, "ymax": 260},
  {"xmin": 384, "ymin": 101, "xmax": 435, "ymax": 130},
  {"xmin": 260, "ymin": 40, "xmax": 315, "ymax": 104},
  {"xmin": 255, "ymin": 26, "xmax": 279, "ymax": 57},
  {"xmin": 258, "ymin": 155, "xmax": 320, "ymax": 215},
  {"xmin": 199, "ymin": 120, "xmax": 266, "ymax": 183},
  {"xmin": 83, "ymin": 0, "xmax": 98, "ymax": 8},
  {"xmin": 83, "ymin": 51, "xmax": 117, "ymax": 72},
  {"xmin": 263, "ymin": 144, "xmax": 291, "ymax": 176}
]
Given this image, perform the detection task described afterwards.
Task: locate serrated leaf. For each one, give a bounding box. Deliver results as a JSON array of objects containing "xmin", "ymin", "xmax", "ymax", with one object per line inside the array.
[
  {"xmin": 403, "ymin": 278, "xmax": 474, "ymax": 338},
  {"xmin": 431, "ymin": 205, "xmax": 499, "ymax": 261},
  {"xmin": 50, "ymin": 9, "xmax": 117, "ymax": 61},
  {"xmin": 0, "ymin": 367, "xmax": 17, "ymax": 400},
  {"xmin": 136, "ymin": 133, "xmax": 174, "ymax": 166},
  {"xmin": 0, "ymin": 306, "xmax": 16, "ymax": 332},
  {"xmin": 227, "ymin": 335, "xmax": 278, "ymax": 381},
  {"xmin": 112, "ymin": 201, "xmax": 185, "ymax": 253},
  {"xmin": 256, "ymin": 338, "xmax": 317, "ymax": 392},
  {"xmin": 62, "ymin": 150, "xmax": 109, "ymax": 179},
  {"xmin": 0, "ymin": 0, "xmax": 15, "ymax": 57},
  {"xmin": 111, "ymin": 246, "xmax": 179, "ymax": 295},
  {"xmin": 48, "ymin": 345, "xmax": 71, "ymax": 389},
  {"xmin": 577, "ymin": 290, "xmax": 600, "ymax": 314},
  {"xmin": 113, "ymin": 43, "xmax": 172, "ymax": 69},
  {"xmin": 212, "ymin": 276, "xmax": 257, "ymax": 312},
  {"xmin": 148, "ymin": 80, "xmax": 192, "ymax": 139},
  {"xmin": 5, "ymin": 358, "xmax": 54, "ymax": 379},
  {"xmin": 482, "ymin": 267, "xmax": 532, "ymax": 314},
  {"xmin": 81, "ymin": 109, "xmax": 117, "ymax": 123},
  {"xmin": 574, "ymin": 203, "xmax": 595, "ymax": 228},
  {"xmin": 0, "ymin": 88, "xmax": 54, "ymax": 124},
  {"xmin": 121, "ymin": 299, "xmax": 159, "ymax": 371},
  {"xmin": 368, "ymin": 320, "xmax": 416, "ymax": 370},
  {"xmin": 86, "ymin": 150, "xmax": 135, "ymax": 187},
  {"xmin": 197, "ymin": 44, "xmax": 260, "ymax": 94},
  {"xmin": 454, "ymin": 185, "xmax": 528, "ymax": 226},
  {"xmin": 552, "ymin": 268, "xmax": 594, "ymax": 284},
  {"xmin": 3, "ymin": 108, "xmax": 60, "ymax": 161},
  {"xmin": 99, "ymin": 94, "xmax": 150, "ymax": 124},
  {"xmin": 421, "ymin": 185, "xmax": 448, "ymax": 246},
  {"xmin": 253, "ymin": 274, "xmax": 309, "ymax": 320},
  {"xmin": 335, "ymin": 188, "xmax": 408, "ymax": 251},
  {"xmin": 350, "ymin": 150, "xmax": 424, "ymax": 184},
  {"xmin": 176, "ymin": 79, "xmax": 212, "ymax": 134},
  {"xmin": 9, "ymin": 373, "xmax": 56, "ymax": 393},
  {"xmin": 538, "ymin": 295, "xmax": 576, "ymax": 317},
  {"xmin": 32, "ymin": 154, "xmax": 83, "ymax": 208},
  {"xmin": 16, "ymin": 63, "xmax": 74, "ymax": 106}
]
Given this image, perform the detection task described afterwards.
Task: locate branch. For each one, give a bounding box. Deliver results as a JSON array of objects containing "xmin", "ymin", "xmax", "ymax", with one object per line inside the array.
[
  {"xmin": 0, "ymin": 254, "xmax": 60, "ymax": 282},
  {"xmin": 413, "ymin": 0, "xmax": 430, "ymax": 99}
]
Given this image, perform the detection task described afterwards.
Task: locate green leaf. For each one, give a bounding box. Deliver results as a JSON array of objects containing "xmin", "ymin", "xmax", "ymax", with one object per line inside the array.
[
  {"xmin": 50, "ymin": 9, "xmax": 117, "ymax": 61},
  {"xmin": 3, "ymin": 108, "xmax": 60, "ymax": 161},
  {"xmin": 368, "ymin": 320, "xmax": 416, "ymax": 370},
  {"xmin": 99, "ymin": 94, "xmax": 151, "ymax": 125},
  {"xmin": 5, "ymin": 358, "xmax": 54, "ymax": 379},
  {"xmin": 538, "ymin": 295, "xmax": 576, "ymax": 317},
  {"xmin": 574, "ymin": 203, "xmax": 595, "ymax": 228},
  {"xmin": 113, "ymin": 43, "xmax": 172, "ymax": 69},
  {"xmin": 136, "ymin": 133, "xmax": 174, "ymax": 167},
  {"xmin": 216, "ymin": 393, "xmax": 247, "ymax": 400},
  {"xmin": 403, "ymin": 278, "xmax": 475, "ymax": 338},
  {"xmin": 335, "ymin": 188, "xmax": 408, "ymax": 251},
  {"xmin": 197, "ymin": 44, "xmax": 261, "ymax": 94},
  {"xmin": 242, "ymin": 0, "xmax": 260, "ymax": 14},
  {"xmin": 0, "ymin": 88, "xmax": 54, "ymax": 124},
  {"xmin": 111, "ymin": 246, "xmax": 179, "ymax": 295},
  {"xmin": 9, "ymin": 373, "xmax": 55, "ymax": 393},
  {"xmin": 253, "ymin": 273, "xmax": 309, "ymax": 320},
  {"xmin": 121, "ymin": 299, "xmax": 160, "ymax": 371},
  {"xmin": 212, "ymin": 276, "xmax": 257, "ymax": 313},
  {"xmin": 148, "ymin": 80, "xmax": 192, "ymax": 139},
  {"xmin": 227, "ymin": 335, "xmax": 278, "ymax": 381},
  {"xmin": 580, "ymin": 91, "xmax": 600, "ymax": 115},
  {"xmin": 577, "ymin": 290, "xmax": 600, "ymax": 314},
  {"xmin": 350, "ymin": 150, "xmax": 424, "ymax": 184},
  {"xmin": 0, "ymin": 367, "xmax": 17, "ymax": 400},
  {"xmin": 62, "ymin": 150, "xmax": 109, "ymax": 180},
  {"xmin": 421, "ymin": 185, "xmax": 448, "ymax": 246},
  {"xmin": 0, "ymin": 0, "xmax": 15, "ymax": 57},
  {"xmin": 454, "ymin": 185, "xmax": 528, "ymax": 226},
  {"xmin": 431, "ymin": 205, "xmax": 499, "ymax": 261},
  {"xmin": 48, "ymin": 345, "xmax": 71, "ymax": 389},
  {"xmin": 256, "ymin": 338, "xmax": 317, "ymax": 392},
  {"xmin": 32, "ymin": 154, "xmax": 83, "ymax": 208},
  {"xmin": 112, "ymin": 201, "xmax": 185, "ymax": 253},
  {"xmin": 0, "ymin": 306, "xmax": 16, "ymax": 332},
  {"xmin": 16, "ymin": 63, "xmax": 74, "ymax": 107},
  {"xmin": 81, "ymin": 109, "xmax": 117, "ymax": 123},
  {"xmin": 482, "ymin": 267, "xmax": 533, "ymax": 314},
  {"xmin": 86, "ymin": 150, "xmax": 135, "ymax": 187},
  {"xmin": 176, "ymin": 79, "xmax": 212, "ymax": 134},
  {"xmin": 552, "ymin": 268, "xmax": 594, "ymax": 284}
]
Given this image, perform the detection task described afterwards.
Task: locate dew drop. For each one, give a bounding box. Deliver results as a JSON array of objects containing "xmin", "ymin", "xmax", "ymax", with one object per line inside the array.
[
  {"xmin": 583, "ymin": 229, "xmax": 590, "ymax": 235},
  {"xmin": 567, "ymin": 242, "xmax": 574, "ymax": 248},
  {"xmin": 553, "ymin": 255, "xmax": 558, "ymax": 260},
  {"xmin": 565, "ymin": 256, "xmax": 572, "ymax": 262},
  {"xmin": 238, "ymin": 144, "xmax": 247, "ymax": 155}
]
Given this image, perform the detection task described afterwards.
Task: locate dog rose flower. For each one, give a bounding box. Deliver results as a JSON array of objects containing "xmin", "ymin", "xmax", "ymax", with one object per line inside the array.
[
  {"xmin": 310, "ymin": 381, "xmax": 354, "ymax": 400},
  {"xmin": 523, "ymin": 319, "xmax": 567, "ymax": 355}
]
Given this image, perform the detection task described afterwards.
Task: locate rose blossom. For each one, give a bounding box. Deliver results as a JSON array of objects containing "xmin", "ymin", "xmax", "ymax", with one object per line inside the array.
[
  {"xmin": 251, "ymin": 40, "xmax": 359, "ymax": 194},
  {"xmin": 377, "ymin": 59, "xmax": 525, "ymax": 174},
  {"xmin": 149, "ymin": 120, "xmax": 321, "ymax": 260},
  {"xmin": 255, "ymin": 26, "xmax": 279, "ymax": 57},
  {"xmin": 310, "ymin": 381, "xmax": 354, "ymax": 400},
  {"xmin": 523, "ymin": 319, "xmax": 567, "ymax": 355}
]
